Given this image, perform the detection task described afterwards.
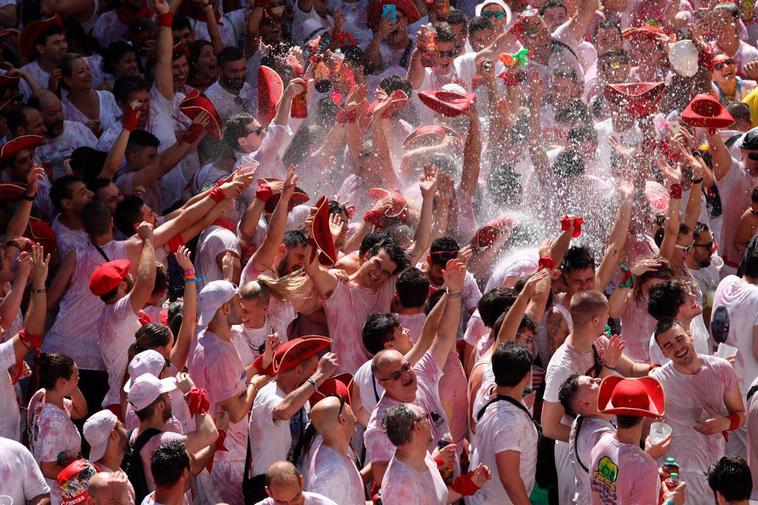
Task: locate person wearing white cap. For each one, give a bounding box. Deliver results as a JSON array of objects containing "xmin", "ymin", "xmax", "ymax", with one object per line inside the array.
[
  {"xmin": 83, "ymin": 410, "xmax": 136, "ymax": 504},
  {"xmin": 188, "ymin": 279, "xmax": 271, "ymax": 505},
  {"xmin": 473, "ymin": 0, "xmax": 512, "ymax": 33},
  {"xmin": 124, "ymin": 374, "xmax": 218, "ymax": 504}
]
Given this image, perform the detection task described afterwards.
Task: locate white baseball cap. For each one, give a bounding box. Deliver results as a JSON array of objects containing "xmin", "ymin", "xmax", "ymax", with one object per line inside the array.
[
  {"xmin": 127, "ymin": 374, "xmax": 177, "ymax": 412},
  {"xmin": 83, "ymin": 410, "xmax": 118, "ymax": 463},
  {"xmin": 197, "ymin": 280, "xmax": 237, "ymax": 327},
  {"xmin": 124, "ymin": 350, "xmax": 166, "ymax": 393}
]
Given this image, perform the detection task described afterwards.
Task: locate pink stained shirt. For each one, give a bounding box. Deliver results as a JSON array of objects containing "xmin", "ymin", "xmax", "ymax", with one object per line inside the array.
[
  {"xmin": 187, "ymin": 329, "xmax": 248, "ymax": 462},
  {"xmin": 589, "ymin": 432, "xmax": 660, "ymax": 505},
  {"xmin": 98, "ymin": 293, "xmax": 141, "ymax": 408},
  {"xmin": 380, "ymin": 453, "xmax": 448, "ymax": 505},
  {"xmin": 716, "ymin": 160, "xmax": 758, "ymax": 266},
  {"xmin": 305, "ymin": 444, "xmax": 365, "ymax": 505},
  {"xmin": 128, "ymin": 430, "xmax": 186, "ymax": 491},
  {"xmin": 323, "ymin": 277, "xmax": 396, "ymax": 374}
]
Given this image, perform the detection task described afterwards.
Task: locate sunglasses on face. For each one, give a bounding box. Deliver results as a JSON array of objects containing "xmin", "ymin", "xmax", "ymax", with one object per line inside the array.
[
  {"xmin": 336, "ymin": 393, "xmax": 346, "ymax": 417},
  {"xmin": 748, "ymin": 152, "xmax": 758, "ymax": 161},
  {"xmin": 714, "ymin": 59, "xmax": 735, "ymax": 71},
  {"xmin": 378, "ymin": 361, "xmax": 411, "ymax": 382},
  {"xmin": 248, "ymin": 125, "xmax": 267, "ymax": 136},
  {"xmin": 691, "ymin": 241, "xmax": 714, "ymax": 251},
  {"xmin": 438, "ymin": 49, "xmax": 457, "ymax": 57},
  {"xmin": 414, "ymin": 411, "xmax": 430, "ymax": 424},
  {"xmin": 482, "ymin": 10, "xmax": 506, "ymax": 19}
]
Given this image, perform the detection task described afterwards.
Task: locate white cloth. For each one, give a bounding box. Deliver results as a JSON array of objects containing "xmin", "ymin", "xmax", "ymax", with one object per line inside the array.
[
  {"xmin": 51, "ymin": 215, "xmax": 89, "ymax": 260},
  {"xmin": 196, "ymin": 225, "xmax": 241, "ymax": 290},
  {"xmin": 0, "ymin": 436, "xmax": 50, "ymax": 504},
  {"xmin": 62, "ymin": 90, "xmax": 121, "ymax": 134},
  {"xmin": 98, "ymin": 294, "xmax": 140, "ymax": 407},
  {"xmin": 380, "ymin": 453, "xmax": 448, "ymax": 505},
  {"xmin": 254, "ymin": 492, "xmax": 336, "ymax": 505},
  {"xmin": 204, "ymin": 80, "xmax": 256, "ymax": 122},
  {"xmin": 36, "ymin": 120, "xmax": 98, "ymax": 180},
  {"xmin": 249, "ymin": 381, "xmax": 299, "ymax": 476},
  {"xmin": 0, "ymin": 338, "xmax": 20, "ymax": 441},
  {"xmin": 569, "ymin": 416, "xmax": 614, "ymax": 504},
  {"xmin": 354, "ymin": 359, "xmax": 383, "ymax": 418},
  {"xmin": 305, "ymin": 444, "xmax": 364, "ymax": 505}
]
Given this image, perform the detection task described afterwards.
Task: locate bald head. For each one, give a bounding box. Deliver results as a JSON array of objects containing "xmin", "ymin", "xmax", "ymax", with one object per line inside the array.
[
  {"xmin": 310, "ymin": 396, "xmax": 342, "ymax": 435},
  {"xmin": 371, "ymin": 348, "xmax": 403, "ymax": 376},
  {"xmin": 36, "ymin": 90, "xmax": 61, "ymax": 109},
  {"xmin": 86, "ymin": 472, "xmax": 113, "ymax": 505},
  {"xmin": 266, "ymin": 461, "xmax": 302, "ymax": 488}
]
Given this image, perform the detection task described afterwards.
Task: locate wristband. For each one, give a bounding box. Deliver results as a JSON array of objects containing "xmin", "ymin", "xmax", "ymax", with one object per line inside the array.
[
  {"xmin": 669, "ymin": 183, "xmax": 682, "ymax": 199},
  {"xmin": 157, "ymin": 12, "xmax": 174, "ymax": 27},
  {"xmin": 450, "ymin": 471, "xmax": 481, "ymax": 497},
  {"xmin": 538, "ymin": 256, "xmax": 555, "ymax": 271},
  {"xmin": 434, "ymin": 456, "xmax": 445, "ymax": 468},
  {"xmin": 183, "ymin": 269, "xmax": 195, "ymax": 276},
  {"xmin": 182, "ymin": 122, "xmax": 205, "ymax": 144},
  {"xmin": 691, "ymin": 149, "xmax": 703, "ymax": 158},
  {"xmin": 603, "ymin": 362, "xmax": 617, "ymax": 371},
  {"xmin": 446, "ymin": 290, "xmax": 462, "ymax": 297},
  {"xmin": 22, "ymin": 193, "xmax": 36, "ymax": 201},
  {"xmin": 183, "ymin": 277, "xmax": 203, "ymax": 283},
  {"xmin": 18, "ymin": 329, "xmax": 42, "ymax": 352},
  {"xmin": 307, "ymin": 377, "xmax": 318, "ymax": 390},
  {"xmin": 619, "ymin": 264, "xmax": 634, "ymax": 289},
  {"xmin": 664, "ymin": 499, "xmax": 675, "ymax": 505},
  {"xmin": 691, "ymin": 177, "xmax": 704, "ymax": 185},
  {"xmin": 186, "ymin": 387, "xmax": 210, "ymax": 416},
  {"xmin": 123, "ymin": 106, "xmax": 139, "ymax": 132},
  {"xmin": 255, "ymin": 181, "xmax": 274, "ymax": 202},
  {"xmin": 209, "ymin": 185, "xmax": 225, "ymax": 202},
  {"xmin": 727, "ymin": 413, "xmax": 741, "ymax": 431},
  {"xmin": 561, "ymin": 215, "xmax": 584, "ymax": 238}
]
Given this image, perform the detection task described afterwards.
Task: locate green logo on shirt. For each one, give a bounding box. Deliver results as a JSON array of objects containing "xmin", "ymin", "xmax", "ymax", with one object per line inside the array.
[{"xmin": 594, "ymin": 456, "xmax": 619, "ymax": 484}]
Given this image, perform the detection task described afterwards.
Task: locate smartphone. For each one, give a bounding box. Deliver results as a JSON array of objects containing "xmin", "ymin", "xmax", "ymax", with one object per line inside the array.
[{"xmin": 382, "ymin": 3, "xmax": 397, "ymax": 22}]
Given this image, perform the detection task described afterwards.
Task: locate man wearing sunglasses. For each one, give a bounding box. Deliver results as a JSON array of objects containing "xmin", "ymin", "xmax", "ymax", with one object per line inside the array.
[
  {"xmin": 407, "ymin": 23, "xmax": 459, "ymax": 91},
  {"xmin": 711, "ymin": 3, "xmax": 758, "ymax": 78},
  {"xmin": 712, "ymin": 54, "xmax": 757, "ymax": 104}
]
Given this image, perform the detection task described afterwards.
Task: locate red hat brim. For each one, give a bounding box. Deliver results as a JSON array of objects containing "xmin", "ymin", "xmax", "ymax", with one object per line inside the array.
[
  {"xmin": 0, "ymin": 182, "xmax": 28, "ymax": 201},
  {"xmin": 368, "ymin": 0, "xmax": 422, "ymax": 30},
  {"xmin": 418, "ymin": 90, "xmax": 476, "ymax": 117},
  {"xmin": 622, "ymin": 26, "xmax": 674, "ymax": 45},
  {"xmin": 597, "ymin": 375, "xmax": 665, "ymax": 418},
  {"xmin": 680, "ymin": 93, "xmax": 735, "ymax": 131},
  {"xmin": 178, "ymin": 90, "xmax": 223, "ymax": 140},
  {"xmin": 273, "ymin": 335, "xmax": 332, "ymax": 374},
  {"xmin": 20, "ymin": 14, "xmax": 63, "ymax": 59},
  {"xmin": 25, "ymin": 217, "xmax": 57, "ymax": 258},
  {"xmin": 311, "ymin": 196, "xmax": 338, "ymax": 266},
  {"xmin": 603, "ymin": 82, "xmax": 665, "ymax": 118},
  {"xmin": 402, "ymin": 124, "xmax": 459, "ymax": 148},
  {"xmin": 0, "ymin": 135, "xmax": 45, "ymax": 164},
  {"xmin": 258, "ymin": 66, "xmax": 284, "ymax": 127},
  {"xmin": 0, "ymin": 74, "xmax": 20, "ymax": 90},
  {"xmin": 259, "ymin": 178, "xmax": 310, "ymax": 213},
  {"xmin": 308, "ymin": 372, "xmax": 354, "ymax": 408},
  {"xmin": 368, "ymin": 188, "xmax": 408, "ymax": 219}
]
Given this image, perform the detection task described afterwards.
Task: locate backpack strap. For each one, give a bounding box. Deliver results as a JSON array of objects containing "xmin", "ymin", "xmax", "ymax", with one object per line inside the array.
[
  {"xmin": 476, "ymin": 395, "xmax": 543, "ymax": 438},
  {"xmin": 573, "ymin": 416, "xmax": 589, "ymax": 473}
]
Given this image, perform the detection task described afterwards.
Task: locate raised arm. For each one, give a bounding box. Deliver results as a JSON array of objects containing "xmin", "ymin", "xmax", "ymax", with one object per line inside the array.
[
  {"xmin": 129, "ymin": 223, "xmax": 157, "ymax": 314},
  {"xmin": 152, "ymin": 0, "xmax": 175, "ymax": 101},
  {"xmin": 272, "ymin": 352, "xmax": 338, "ymax": 421},
  {"xmin": 428, "ymin": 259, "xmax": 465, "ymax": 366},
  {"xmin": 404, "ymin": 291, "xmax": 448, "ymax": 366},
  {"xmin": 489, "ymin": 270, "xmax": 549, "ymax": 355},
  {"xmin": 460, "ymin": 103, "xmax": 481, "ymax": 197},
  {"xmin": 5, "ymin": 167, "xmax": 42, "ymax": 241},
  {"xmin": 249, "ymin": 168, "xmax": 298, "ymax": 273},
  {"xmin": 406, "ymin": 166, "xmax": 438, "ymax": 265},
  {"xmin": 594, "ymin": 183, "xmax": 633, "ymax": 290},
  {"xmin": 200, "ymin": 0, "xmax": 224, "ymax": 54},
  {"xmin": 706, "ymin": 128, "xmax": 734, "ymax": 181},
  {"xmin": 563, "ymin": 0, "xmax": 598, "ymax": 42},
  {"xmin": 658, "ymin": 160, "xmax": 683, "ymax": 262},
  {"xmin": 170, "ymin": 246, "xmax": 196, "ymax": 370},
  {"xmin": 371, "ymin": 91, "xmax": 406, "ymax": 188}
]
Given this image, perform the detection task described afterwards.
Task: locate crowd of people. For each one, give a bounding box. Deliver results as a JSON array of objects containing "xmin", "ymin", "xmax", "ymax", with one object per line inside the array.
[{"xmin": 4, "ymin": 0, "xmax": 758, "ymax": 504}]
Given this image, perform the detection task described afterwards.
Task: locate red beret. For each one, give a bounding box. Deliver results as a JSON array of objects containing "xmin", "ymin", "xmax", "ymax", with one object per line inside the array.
[
  {"xmin": 0, "ymin": 135, "xmax": 44, "ymax": 164},
  {"xmin": 273, "ymin": 335, "xmax": 332, "ymax": 374},
  {"xmin": 20, "ymin": 14, "xmax": 63, "ymax": 59},
  {"xmin": 418, "ymin": 90, "xmax": 476, "ymax": 117},
  {"xmin": 178, "ymin": 90, "xmax": 223, "ymax": 139},
  {"xmin": 89, "ymin": 259, "xmax": 132, "ymax": 296},
  {"xmin": 603, "ymin": 82, "xmax": 665, "ymax": 118},
  {"xmin": 622, "ymin": 26, "xmax": 674, "ymax": 45},
  {"xmin": 368, "ymin": 188, "xmax": 408, "ymax": 219}
]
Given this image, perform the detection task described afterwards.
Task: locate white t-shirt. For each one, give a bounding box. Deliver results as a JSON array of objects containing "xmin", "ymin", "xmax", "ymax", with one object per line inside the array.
[
  {"xmin": 0, "ymin": 436, "xmax": 50, "ymax": 504},
  {"xmin": 254, "ymin": 491, "xmax": 336, "ymax": 505},
  {"xmin": 469, "ymin": 396, "xmax": 539, "ymax": 505},
  {"xmin": 569, "ymin": 416, "xmax": 614, "ymax": 504},
  {"xmin": 354, "ymin": 358, "xmax": 383, "ymax": 418},
  {"xmin": 380, "ymin": 453, "xmax": 447, "ymax": 505},
  {"xmin": 44, "ymin": 240, "xmax": 129, "ymax": 371},
  {"xmin": 196, "ymin": 225, "xmax": 241, "ymax": 290},
  {"xmin": 92, "ymin": 9, "xmax": 130, "ymax": 48},
  {"xmin": 0, "ymin": 338, "xmax": 20, "ymax": 441},
  {"xmin": 51, "ymin": 215, "xmax": 89, "ymax": 260},
  {"xmin": 746, "ymin": 376, "xmax": 758, "ymax": 499},
  {"xmin": 713, "ymin": 275, "xmax": 758, "ymax": 393},
  {"xmin": 128, "ymin": 430, "xmax": 186, "ymax": 491},
  {"xmin": 36, "ymin": 120, "xmax": 98, "ymax": 180},
  {"xmin": 204, "ymin": 80, "xmax": 256, "ymax": 123},
  {"xmin": 305, "ymin": 444, "xmax": 364, "ymax": 505},
  {"xmin": 716, "ymin": 161, "xmax": 758, "ymax": 266},
  {"xmin": 98, "ymin": 293, "xmax": 140, "ymax": 407},
  {"xmin": 589, "ymin": 432, "xmax": 660, "ymax": 505},
  {"xmin": 249, "ymin": 381, "xmax": 301, "ymax": 476},
  {"xmin": 19, "ymin": 61, "xmax": 50, "ymax": 100}
]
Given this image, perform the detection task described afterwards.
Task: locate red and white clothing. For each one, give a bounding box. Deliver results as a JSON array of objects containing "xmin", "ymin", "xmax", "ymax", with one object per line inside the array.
[
  {"xmin": 364, "ymin": 352, "xmax": 450, "ymax": 464},
  {"xmin": 469, "ymin": 396, "xmax": 539, "ymax": 505},
  {"xmin": 379, "ymin": 453, "xmax": 447, "ymax": 505},
  {"xmin": 569, "ymin": 416, "xmax": 615, "ymax": 504},
  {"xmin": 28, "ymin": 390, "xmax": 82, "ymax": 505},
  {"xmin": 62, "ymin": 90, "xmax": 121, "ymax": 135},
  {"xmin": 187, "ymin": 329, "xmax": 248, "ymax": 505},
  {"xmin": 305, "ymin": 444, "xmax": 364, "ymax": 505},
  {"xmin": 651, "ymin": 355, "xmax": 741, "ymax": 505},
  {"xmin": 51, "ymin": 215, "xmax": 89, "ymax": 260},
  {"xmin": 323, "ymin": 278, "xmax": 396, "ymax": 374},
  {"xmin": 36, "ymin": 120, "xmax": 99, "ymax": 180},
  {"xmin": 44, "ymin": 240, "xmax": 128, "ymax": 372},
  {"xmin": 589, "ymin": 432, "xmax": 660, "ymax": 505},
  {"xmin": 0, "ymin": 436, "xmax": 50, "ymax": 504},
  {"xmin": 98, "ymin": 293, "xmax": 140, "ymax": 408},
  {"xmin": 195, "ymin": 224, "xmax": 241, "ymax": 290},
  {"xmin": 713, "ymin": 275, "xmax": 758, "ymax": 393}
]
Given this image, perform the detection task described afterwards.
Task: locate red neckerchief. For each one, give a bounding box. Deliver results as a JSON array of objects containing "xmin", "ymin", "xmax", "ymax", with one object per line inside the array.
[
  {"xmin": 213, "ymin": 218, "xmax": 237, "ymax": 234},
  {"xmin": 116, "ymin": 4, "xmax": 154, "ymax": 25}
]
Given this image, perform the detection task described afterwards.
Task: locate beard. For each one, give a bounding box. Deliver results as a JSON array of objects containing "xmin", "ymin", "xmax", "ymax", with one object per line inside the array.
[
  {"xmin": 46, "ymin": 120, "xmax": 64, "ymax": 138},
  {"xmin": 222, "ymin": 76, "xmax": 244, "ymax": 92},
  {"xmin": 696, "ymin": 257, "xmax": 711, "ymax": 268}
]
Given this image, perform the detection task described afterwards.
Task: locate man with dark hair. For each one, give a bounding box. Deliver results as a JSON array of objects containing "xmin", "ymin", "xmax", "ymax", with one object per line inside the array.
[
  {"xmin": 652, "ymin": 319, "xmax": 745, "ymax": 505},
  {"xmin": 380, "ymin": 403, "xmax": 490, "ymax": 504},
  {"xmin": 19, "ymin": 22, "xmax": 68, "ymax": 99},
  {"xmin": 49, "ymin": 175, "xmax": 93, "ymax": 260},
  {"xmin": 4, "ymin": 103, "xmax": 44, "ymax": 138},
  {"xmin": 683, "ymin": 222, "xmax": 720, "ymax": 324},
  {"xmin": 707, "ymin": 456, "xmax": 753, "ymax": 504},
  {"xmin": 91, "ymin": 179, "xmax": 124, "ymax": 217},
  {"xmin": 205, "ymin": 47, "xmax": 256, "ymax": 122},
  {"xmin": 424, "ymin": 237, "xmax": 482, "ymax": 316},
  {"xmin": 408, "ymin": 22, "xmax": 459, "ymax": 91},
  {"xmin": 364, "ymin": 0, "xmax": 416, "ymax": 72},
  {"xmin": 146, "ymin": 440, "xmax": 192, "ymax": 505},
  {"xmin": 646, "ymin": 279, "xmax": 710, "ymax": 365},
  {"xmin": 395, "ymin": 267, "xmax": 430, "ymax": 337},
  {"xmin": 467, "ymin": 15, "xmax": 494, "ymax": 51},
  {"xmin": 469, "ymin": 341, "xmax": 539, "ymax": 504}
]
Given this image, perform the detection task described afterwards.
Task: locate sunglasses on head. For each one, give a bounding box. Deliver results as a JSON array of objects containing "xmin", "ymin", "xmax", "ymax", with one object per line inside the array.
[
  {"xmin": 714, "ymin": 59, "xmax": 735, "ymax": 71},
  {"xmin": 438, "ymin": 49, "xmax": 457, "ymax": 57},
  {"xmin": 483, "ymin": 10, "xmax": 506, "ymax": 19},
  {"xmin": 378, "ymin": 361, "xmax": 411, "ymax": 382}
]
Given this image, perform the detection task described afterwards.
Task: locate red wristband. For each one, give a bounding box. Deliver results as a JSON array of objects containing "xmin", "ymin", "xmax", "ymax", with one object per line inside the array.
[
  {"xmin": 166, "ymin": 234, "xmax": 185, "ymax": 254},
  {"xmin": 538, "ymin": 256, "xmax": 555, "ymax": 271},
  {"xmin": 123, "ymin": 107, "xmax": 139, "ymax": 132},
  {"xmin": 727, "ymin": 413, "xmax": 741, "ymax": 431},
  {"xmin": 256, "ymin": 181, "xmax": 273, "ymax": 202},
  {"xmin": 19, "ymin": 329, "xmax": 42, "ymax": 352},
  {"xmin": 252, "ymin": 354, "xmax": 274, "ymax": 376},
  {"xmin": 363, "ymin": 210, "xmax": 385, "ymax": 228},
  {"xmin": 433, "ymin": 456, "xmax": 445, "ymax": 468},
  {"xmin": 186, "ymin": 387, "xmax": 210, "ymax": 416},
  {"xmin": 561, "ymin": 215, "xmax": 584, "ymax": 237},
  {"xmin": 209, "ymin": 186, "xmax": 225, "ymax": 202},
  {"xmin": 669, "ymin": 183, "xmax": 682, "ymax": 199},
  {"xmin": 450, "ymin": 471, "xmax": 481, "ymax": 496},
  {"xmin": 158, "ymin": 12, "xmax": 174, "ymax": 27}
]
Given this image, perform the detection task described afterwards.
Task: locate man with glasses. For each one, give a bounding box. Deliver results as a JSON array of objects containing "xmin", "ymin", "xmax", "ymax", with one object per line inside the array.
[
  {"xmin": 711, "ymin": 3, "xmax": 758, "ymax": 77},
  {"xmin": 407, "ymin": 23, "xmax": 460, "ymax": 92},
  {"xmin": 684, "ymin": 222, "xmax": 721, "ymax": 327},
  {"xmin": 712, "ymin": 54, "xmax": 757, "ymax": 104},
  {"xmin": 363, "ymin": 259, "xmax": 465, "ymax": 485},
  {"xmin": 205, "ymin": 47, "xmax": 256, "ymax": 123},
  {"xmin": 305, "ymin": 395, "xmax": 364, "ymax": 505}
]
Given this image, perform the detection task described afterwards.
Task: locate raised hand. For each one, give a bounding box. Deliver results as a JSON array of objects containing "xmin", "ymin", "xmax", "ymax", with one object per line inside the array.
[
  {"xmin": 173, "ymin": 245, "xmax": 193, "ymax": 271},
  {"xmin": 457, "ymin": 245, "xmax": 473, "ymax": 265},
  {"xmin": 419, "ymin": 164, "xmax": 439, "ymax": 198},
  {"xmin": 262, "ymin": 333, "xmax": 281, "ymax": 370},
  {"xmin": 16, "ymin": 251, "xmax": 32, "ymax": 281},
  {"xmin": 31, "ymin": 243, "xmax": 50, "ymax": 287},
  {"xmin": 137, "ymin": 221, "xmax": 154, "ymax": 241},
  {"xmin": 176, "ymin": 371, "xmax": 196, "ymax": 394},
  {"xmin": 523, "ymin": 268, "xmax": 549, "ymax": 296},
  {"xmin": 693, "ymin": 405, "xmax": 732, "ymax": 435},
  {"xmin": 644, "ymin": 433, "xmax": 671, "ymax": 460},
  {"xmin": 316, "ymin": 352, "xmax": 339, "ymax": 377},
  {"xmin": 470, "ymin": 463, "xmax": 492, "ymax": 487},
  {"xmin": 601, "ymin": 333, "xmax": 624, "ymax": 370},
  {"xmin": 151, "ymin": 0, "xmax": 170, "ymax": 15},
  {"xmin": 442, "ymin": 258, "xmax": 467, "ymax": 292}
]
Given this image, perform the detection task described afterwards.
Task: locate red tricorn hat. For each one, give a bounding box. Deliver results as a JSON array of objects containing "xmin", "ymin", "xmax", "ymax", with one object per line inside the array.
[
  {"xmin": 178, "ymin": 90, "xmax": 223, "ymax": 139},
  {"xmin": 0, "ymin": 73, "xmax": 20, "ymax": 90},
  {"xmin": 309, "ymin": 372, "xmax": 353, "ymax": 408},
  {"xmin": 368, "ymin": 188, "xmax": 408, "ymax": 220},
  {"xmin": 603, "ymin": 82, "xmax": 665, "ymax": 118},
  {"xmin": 418, "ymin": 90, "xmax": 476, "ymax": 117},
  {"xmin": 310, "ymin": 196, "xmax": 338, "ymax": 266},
  {"xmin": 272, "ymin": 335, "xmax": 332, "ymax": 374},
  {"xmin": 0, "ymin": 135, "xmax": 44, "ymax": 164},
  {"xmin": 257, "ymin": 178, "xmax": 310, "ymax": 213},
  {"xmin": 680, "ymin": 93, "xmax": 735, "ymax": 134},
  {"xmin": 0, "ymin": 181, "xmax": 27, "ymax": 201},
  {"xmin": 402, "ymin": 124, "xmax": 459, "ymax": 148},
  {"xmin": 471, "ymin": 215, "xmax": 514, "ymax": 249},
  {"xmin": 622, "ymin": 26, "xmax": 674, "ymax": 45},
  {"xmin": 89, "ymin": 259, "xmax": 132, "ymax": 296},
  {"xmin": 25, "ymin": 217, "xmax": 57, "ymax": 257},
  {"xmin": 597, "ymin": 375, "xmax": 665, "ymax": 418},
  {"xmin": 258, "ymin": 65, "xmax": 284, "ymax": 127},
  {"xmin": 368, "ymin": 0, "xmax": 422, "ymax": 30},
  {"xmin": 20, "ymin": 14, "xmax": 64, "ymax": 59}
]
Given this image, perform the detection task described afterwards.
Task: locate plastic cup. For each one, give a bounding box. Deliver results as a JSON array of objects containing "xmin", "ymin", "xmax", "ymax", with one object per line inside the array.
[
  {"xmin": 0, "ymin": 496, "xmax": 13, "ymax": 505},
  {"xmin": 717, "ymin": 343, "xmax": 738, "ymax": 359},
  {"xmin": 649, "ymin": 422, "xmax": 672, "ymax": 444}
]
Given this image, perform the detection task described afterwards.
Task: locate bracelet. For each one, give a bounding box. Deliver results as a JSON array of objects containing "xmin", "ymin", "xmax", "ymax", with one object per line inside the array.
[
  {"xmin": 209, "ymin": 186, "xmax": 225, "ymax": 202},
  {"xmin": 30, "ymin": 288, "xmax": 46, "ymax": 294},
  {"xmin": 619, "ymin": 264, "xmax": 634, "ymax": 289},
  {"xmin": 603, "ymin": 362, "xmax": 616, "ymax": 371},
  {"xmin": 727, "ymin": 413, "xmax": 741, "ymax": 431},
  {"xmin": 248, "ymin": 381, "xmax": 259, "ymax": 397},
  {"xmin": 664, "ymin": 499, "xmax": 675, "ymax": 505},
  {"xmin": 691, "ymin": 177, "xmax": 704, "ymax": 184},
  {"xmin": 446, "ymin": 290, "xmax": 462, "ymax": 297},
  {"xmin": 669, "ymin": 183, "xmax": 682, "ymax": 200},
  {"xmin": 183, "ymin": 277, "xmax": 203, "ymax": 283},
  {"xmin": 183, "ymin": 269, "xmax": 196, "ymax": 276},
  {"xmin": 22, "ymin": 193, "xmax": 36, "ymax": 201},
  {"xmin": 157, "ymin": 12, "xmax": 174, "ymax": 27},
  {"xmin": 538, "ymin": 255, "xmax": 555, "ymax": 271},
  {"xmin": 306, "ymin": 377, "xmax": 318, "ymax": 390}
]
